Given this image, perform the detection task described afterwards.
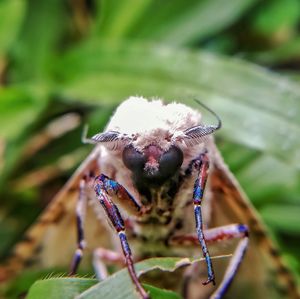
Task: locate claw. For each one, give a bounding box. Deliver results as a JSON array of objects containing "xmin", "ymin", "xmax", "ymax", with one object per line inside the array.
[{"xmin": 202, "ymin": 276, "xmax": 216, "ymax": 286}]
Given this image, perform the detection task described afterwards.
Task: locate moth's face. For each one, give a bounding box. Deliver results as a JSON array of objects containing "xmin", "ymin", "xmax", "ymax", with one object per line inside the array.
[
  {"xmin": 122, "ymin": 143, "xmax": 183, "ymax": 185},
  {"xmin": 88, "ymin": 97, "xmax": 220, "ymax": 186}
]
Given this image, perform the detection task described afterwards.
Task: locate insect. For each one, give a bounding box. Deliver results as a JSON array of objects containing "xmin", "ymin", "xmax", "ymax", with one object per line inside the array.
[{"xmin": 1, "ymin": 97, "xmax": 299, "ymax": 299}]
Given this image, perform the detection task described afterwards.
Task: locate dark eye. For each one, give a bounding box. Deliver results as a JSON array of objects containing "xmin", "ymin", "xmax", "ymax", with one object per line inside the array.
[
  {"xmin": 122, "ymin": 145, "xmax": 146, "ymax": 172},
  {"xmin": 159, "ymin": 146, "xmax": 183, "ymax": 178}
]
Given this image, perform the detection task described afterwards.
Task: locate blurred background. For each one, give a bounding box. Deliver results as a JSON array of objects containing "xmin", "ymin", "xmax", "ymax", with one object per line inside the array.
[{"xmin": 0, "ymin": 0, "xmax": 299, "ymax": 295}]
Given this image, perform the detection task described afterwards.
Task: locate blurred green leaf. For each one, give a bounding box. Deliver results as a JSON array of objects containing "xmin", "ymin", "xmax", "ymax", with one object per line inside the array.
[
  {"xmin": 249, "ymin": 37, "xmax": 300, "ymax": 65},
  {"xmin": 251, "ymin": 0, "xmax": 300, "ymax": 36},
  {"xmin": 52, "ymin": 41, "xmax": 300, "ymax": 168},
  {"xmin": 260, "ymin": 205, "xmax": 300, "ymax": 234},
  {"xmin": 0, "ymin": 83, "xmax": 50, "ymax": 185},
  {"xmin": 0, "ymin": 0, "xmax": 25, "ymax": 56},
  {"xmin": 96, "ymin": 0, "xmax": 259, "ymax": 46},
  {"xmin": 236, "ymin": 153, "xmax": 298, "ymax": 203},
  {"xmin": 218, "ymin": 141, "xmax": 299, "ymax": 205},
  {"xmin": 9, "ymin": 0, "xmax": 68, "ymax": 81},
  {"xmin": 0, "ymin": 87, "xmax": 46, "ymax": 140},
  {"xmin": 3, "ymin": 269, "xmax": 57, "ymax": 299},
  {"xmin": 95, "ymin": 0, "xmax": 153, "ymax": 39}
]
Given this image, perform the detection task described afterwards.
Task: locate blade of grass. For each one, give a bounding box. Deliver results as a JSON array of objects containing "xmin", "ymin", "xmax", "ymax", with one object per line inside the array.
[
  {"xmin": 0, "ymin": 0, "xmax": 25, "ymax": 57},
  {"xmin": 95, "ymin": 0, "xmax": 259, "ymax": 46},
  {"xmin": 9, "ymin": 0, "xmax": 68, "ymax": 81}
]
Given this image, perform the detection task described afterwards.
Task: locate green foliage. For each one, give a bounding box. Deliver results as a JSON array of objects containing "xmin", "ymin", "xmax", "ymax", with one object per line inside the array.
[
  {"xmin": 0, "ymin": 0, "xmax": 299, "ymax": 298},
  {"xmin": 26, "ymin": 278, "xmax": 98, "ymax": 299},
  {"xmin": 25, "ymin": 257, "xmax": 217, "ymax": 299},
  {"xmin": 0, "ymin": 0, "xmax": 25, "ymax": 57},
  {"xmin": 96, "ymin": 0, "xmax": 259, "ymax": 46},
  {"xmin": 251, "ymin": 0, "xmax": 300, "ymax": 36}
]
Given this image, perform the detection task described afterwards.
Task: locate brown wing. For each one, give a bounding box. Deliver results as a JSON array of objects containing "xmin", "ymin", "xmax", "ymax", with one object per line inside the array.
[
  {"xmin": 208, "ymin": 143, "xmax": 300, "ymax": 299},
  {"xmin": 0, "ymin": 146, "xmax": 112, "ymax": 281}
]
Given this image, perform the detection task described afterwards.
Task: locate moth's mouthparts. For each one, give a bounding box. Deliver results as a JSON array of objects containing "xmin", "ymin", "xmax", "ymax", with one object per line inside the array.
[
  {"xmin": 143, "ymin": 145, "xmax": 162, "ymax": 174},
  {"xmin": 144, "ymin": 159, "xmax": 159, "ymax": 174}
]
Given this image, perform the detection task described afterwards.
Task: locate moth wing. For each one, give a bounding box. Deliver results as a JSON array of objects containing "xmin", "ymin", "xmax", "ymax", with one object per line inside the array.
[
  {"xmin": 0, "ymin": 146, "xmax": 112, "ymax": 280},
  {"xmin": 207, "ymin": 142, "xmax": 299, "ymax": 299}
]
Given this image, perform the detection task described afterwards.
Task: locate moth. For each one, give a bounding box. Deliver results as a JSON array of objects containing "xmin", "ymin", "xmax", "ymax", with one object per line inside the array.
[{"xmin": 1, "ymin": 97, "xmax": 299, "ymax": 299}]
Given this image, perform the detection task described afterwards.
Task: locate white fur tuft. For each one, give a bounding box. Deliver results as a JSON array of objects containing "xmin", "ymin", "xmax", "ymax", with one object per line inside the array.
[{"xmin": 103, "ymin": 96, "xmax": 208, "ymax": 170}]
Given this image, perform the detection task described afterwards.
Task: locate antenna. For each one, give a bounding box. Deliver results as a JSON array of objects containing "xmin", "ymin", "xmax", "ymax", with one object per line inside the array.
[{"xmin": 193, "ymin": 99, "xmax": 222, "ymax": 130}]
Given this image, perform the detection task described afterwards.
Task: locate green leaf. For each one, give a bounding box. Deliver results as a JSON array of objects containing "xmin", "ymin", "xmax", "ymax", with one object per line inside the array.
[
  {"xmin": 235, "ymin": 152, "xmax": 298, "ymax": 203},
  {"xmin": 249, "ymin": 37, "xmax": 300, "ymax": 66},
  {"xmin": 95, "ymin": 0, "xmax": 153, "ymax": 39},
  {"xmin": 143, "ymin": 284, "xmax": 182, "ymax": 299},
  {"xmin": 0, "ymin": 0, "xmax": 25, "ymax": 56},
  {"xmin": 25, "ymin": 257, "xmax": 224, "ymax": 299},
  {"xmin": 96, "ymin": 0, "xmax": 259, "ymax": 46},
  {"xmin": 26, "ymin": 278, "xmax": 98, "ymax": 299},
  {"xmin": 77, "ymin": 256, "xmax": 225, "ymax": 299},
  {"xmin": 25, "ymin": 278, "xmax": 181, "ymax": 299},
  {"xmin": 0, "ymin": 87, "xmax": 46, "ymax": 140},
  {"xmin": 135, "ymin": 0, "xmax": 258, "ymax": 46},
  {"xmin": 3, "ymin": 270, "xmax": 59, "ymax": 299},
  {"xmin": 260, "ymin": 205, "xmax": 300, "ymax": 234},
  {"xmin": 251, "ymin": 0, "xmax": 300, "ymax": 36},
  {"xmin": 53, "ymin": 41, "xmax": 300, "ymax": 169},
  {"xmin": 9, "ymin": 0, "xmax": 68, "ymax": 81}
]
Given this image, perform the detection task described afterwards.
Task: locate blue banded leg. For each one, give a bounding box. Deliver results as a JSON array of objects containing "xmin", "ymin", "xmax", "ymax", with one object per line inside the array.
[
  {"xmin": 95, "ymin": 174, "xmax": 142, "ymax": 216},
  {"xmin": 69, "ymin": 179, "xmax": 88, "ymax": 275},
  {"xmin": 170, "ymin": 224, "xmax": 249, "ymax": 299},
  {"xmin": 94, "ymin": 174, "xmax": 149, "ymax": 299},
  {"xmin": 192, "ymin": 152, "xmax": 215, "ymax": 285}
]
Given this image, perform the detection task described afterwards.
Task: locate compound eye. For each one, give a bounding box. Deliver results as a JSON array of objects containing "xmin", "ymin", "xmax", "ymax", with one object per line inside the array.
[
  {"xmin": 159, "ymin": 146, "xmax": 183, "ymax": 178},
  {"xmin": 122, "ymin": 145, "xmax": 146, "ymax": 172}
]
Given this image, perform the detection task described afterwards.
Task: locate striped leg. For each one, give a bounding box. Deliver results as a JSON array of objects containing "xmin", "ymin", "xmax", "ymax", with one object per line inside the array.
[
  {"xmin": 69, "ymin": 178, "xmax": 88, "ymax": 275},
  {"xmin": 192, "ymin": 152, "xmax": 215, "ymax": 286},
  {"xmin": 171, "ymin": 224, "xmax": 249, "ymax": 299},
  {"xmin": 94, "ymin": 174, "xmax": 149, "ymax": 299}
]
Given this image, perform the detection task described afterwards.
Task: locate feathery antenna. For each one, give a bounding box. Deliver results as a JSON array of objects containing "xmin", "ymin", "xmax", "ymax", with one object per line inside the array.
[{"xmin": 194, "ymin": 99, "xmax": 222, "ymax": 130}]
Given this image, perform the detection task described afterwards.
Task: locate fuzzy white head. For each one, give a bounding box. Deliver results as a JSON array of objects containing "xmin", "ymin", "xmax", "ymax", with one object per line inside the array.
[
  {"xmin": 106, "ymin": 96, "xmax": 201, "ymax": 152},
  {"xmin": 87, "ymin": 96, "xmax": 220, "ymax": 186}
]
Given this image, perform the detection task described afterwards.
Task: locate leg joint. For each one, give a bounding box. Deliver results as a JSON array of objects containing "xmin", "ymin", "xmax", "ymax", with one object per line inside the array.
[{"xmin": 237, "ymin": 224, "xmax": 249, "ymax": 237}]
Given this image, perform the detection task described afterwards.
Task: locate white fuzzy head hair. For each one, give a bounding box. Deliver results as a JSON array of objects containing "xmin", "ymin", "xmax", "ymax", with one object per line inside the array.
[
  {"xmin": 86, "ymin": 96, "xmax": 221, "ymax": 171},
  {"xmin": 106, "ymin": 96, "xmax": 202, "ymax": 152}
]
